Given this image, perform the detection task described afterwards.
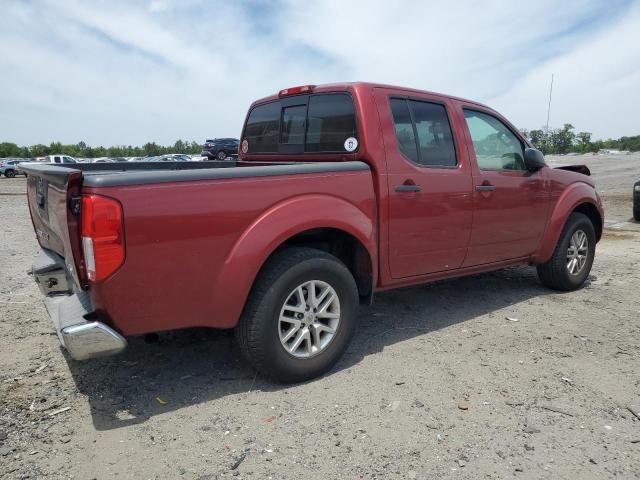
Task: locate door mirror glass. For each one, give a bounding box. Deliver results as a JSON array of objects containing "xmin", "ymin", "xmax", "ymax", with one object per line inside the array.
[{"xmin": 524, "ymin": 148, "xmax": 546, "ymax": 171}]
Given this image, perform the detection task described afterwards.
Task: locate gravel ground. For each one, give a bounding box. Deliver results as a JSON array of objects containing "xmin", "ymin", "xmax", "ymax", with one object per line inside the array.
[{"xmin": 1, "ymin": 156, "xmax": 639, "ymax": 479}]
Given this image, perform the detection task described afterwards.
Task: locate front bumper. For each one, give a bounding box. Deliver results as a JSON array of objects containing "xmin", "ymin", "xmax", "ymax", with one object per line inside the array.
[{"xmin": 33, "ymin": 249, "xmax": 126, "ymax": 360}]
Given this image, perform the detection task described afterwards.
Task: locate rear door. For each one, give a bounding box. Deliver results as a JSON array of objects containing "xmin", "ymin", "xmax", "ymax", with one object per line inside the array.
[
  {"xmin": 460, "ymin": 107, "xmax": 549, "ymax": 266},
  {"xmin": 374, "ymin": 88, "xmax": 473, "ymax": 278}
]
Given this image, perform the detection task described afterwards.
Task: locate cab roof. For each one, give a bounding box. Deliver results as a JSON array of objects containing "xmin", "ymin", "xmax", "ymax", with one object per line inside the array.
[{"xmin": 249, "ymin": 82, "xmax": 492, "ymax": 111}]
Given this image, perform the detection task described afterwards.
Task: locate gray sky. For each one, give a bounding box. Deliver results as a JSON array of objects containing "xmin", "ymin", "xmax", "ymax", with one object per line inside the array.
[{"xmin": 1, "ymin": 0, "xmax": 639, "ymax": 146}]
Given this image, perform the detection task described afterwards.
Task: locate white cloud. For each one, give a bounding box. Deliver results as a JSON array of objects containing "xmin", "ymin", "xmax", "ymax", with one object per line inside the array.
[
  {"xmin": 490, "ymin": 3, "xmax": 640, "ymax": 137},
  {"xmin": 0, "ymin": 0, "xmax": 638, "ymax": 146}
]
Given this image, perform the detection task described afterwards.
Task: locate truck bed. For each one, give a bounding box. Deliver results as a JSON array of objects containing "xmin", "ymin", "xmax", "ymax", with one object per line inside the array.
[{"xmin": 22, "ymin": 160, "xmax": 375, "ymax": 336}]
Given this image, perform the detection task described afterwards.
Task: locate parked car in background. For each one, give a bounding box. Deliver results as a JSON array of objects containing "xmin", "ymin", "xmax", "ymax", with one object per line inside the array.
[
  {"xmin": 201, "ymin": 138, "xmax": 239, "ymax": 160},
  {"xmin": 154, "ymin": 154, "xmax": 192, "ymax": 162},
  {"xmin": 42, "ymin": 155, "xmax": 79, "ymax": 164},
  {"xmin": 0, "ymin": 159, "xmax": 27, "ymax": 178},
  {"xmin": 92, "ymin": 158, "xmax": 114, "ymax": 163},
  {"xmin": 22, "ymin": 82, "xmax": 604, "ymax": 383},
  {"xmin": 634, "ymin": 180, "xmax": 640, "ymax": 221}
]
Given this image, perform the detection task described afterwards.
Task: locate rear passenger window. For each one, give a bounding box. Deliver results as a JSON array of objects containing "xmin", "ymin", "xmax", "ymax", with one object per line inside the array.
[
  {"xmin": 390, "ymin": 98, "xmax": 457, "ymax": 167},
  {"xmin": 389, "ymin": 98, "xmax": 418, "ymax": 163},
  {"xmin": 463, "ymin": 109, "xmax": 525, "ymax": 171},
  {"xmin": 409, "ymin": 101, "xmax": 457, "ymax": 167},
  {"xmin": 305, "ymin": 94, "xmax": 357, "ymax": 152},
  {"xmin": 245, "ymin": 102, "xmax": 280, "ymax": 153}
]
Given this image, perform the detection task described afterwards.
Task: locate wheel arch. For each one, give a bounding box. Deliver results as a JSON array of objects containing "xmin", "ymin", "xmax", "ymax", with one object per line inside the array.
[
  {"xmin": 274, "ymin": 227, "xmax": 374, "ymax": 303},
  {"xmin": 572, "ymin": 202, "xmax": 602, "ymax": 242},
  {"xmin": 209, "ymin": 194, "xmax": 377, "ymax": 328},
  {"xmin": 534, "ymin": 182, "xmax": 603, "ymax": 263}
]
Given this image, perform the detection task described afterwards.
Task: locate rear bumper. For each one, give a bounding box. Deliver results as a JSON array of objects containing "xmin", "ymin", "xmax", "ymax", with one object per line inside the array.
[
  {"xmin": 33, "ymin": 249, "xmax": 127, "ymax": 361},
  {"xmin": 44, "ymin": 293, "xmax": 126, "ymax": 360}
]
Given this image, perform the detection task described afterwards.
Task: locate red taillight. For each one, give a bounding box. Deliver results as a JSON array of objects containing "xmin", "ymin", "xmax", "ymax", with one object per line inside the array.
[
  {"xmin": 278, "ymin": 85, "xmax": 315, "ymax": 97},
  {"xmin": 81, "ymin": 194, "xmax": 124, "ymax": 282}
]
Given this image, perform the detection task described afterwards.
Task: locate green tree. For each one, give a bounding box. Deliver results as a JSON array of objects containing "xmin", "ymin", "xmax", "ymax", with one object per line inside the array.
[
  {"xmin": 549, "ymin": 124, "xmax": 575, "ymax": 154},
  {"xmin": 529, "ymin": 129, "xmax": 548, "ymax": 152},
  {"xmin": 0, "ymin": 142, "xmax": 21, "ymax": 157},
  {"xmin": 575, "ymin": 132, "xmax": 592, "ymax": 153}
]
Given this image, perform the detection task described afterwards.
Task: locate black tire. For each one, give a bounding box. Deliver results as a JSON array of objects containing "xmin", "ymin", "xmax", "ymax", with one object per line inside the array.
[
  {"xmin": 633, "ymin": 185, "xmax": 640, "ymax": 221},
  {"xmin": 216, "ymin": 150, "xmax": 226, "ymax": 161},
  {"xmin": 235, "ymin": 247, "xmax": 359, "ymax": 383},
  {"xmin": 5, "ymin": 169, "xmax": 16, "ymax": 178},
  {"xmin": 536, "ymin": 212, "xmax": 596, "ymax": 291}
]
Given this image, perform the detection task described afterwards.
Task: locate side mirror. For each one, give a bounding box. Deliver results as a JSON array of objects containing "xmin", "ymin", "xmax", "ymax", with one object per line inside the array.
[{"xmin": 524, "ymin": 148, "xmax": 546, "ymax": 171}]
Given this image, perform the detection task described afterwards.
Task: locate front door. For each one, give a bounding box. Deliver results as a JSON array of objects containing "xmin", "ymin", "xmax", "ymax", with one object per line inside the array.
[
  {"xmin": 374, "ymin": 88, "xmax": 473, "ymax": 278},
  {"xmin": 461, "ymin": 107, "xmax": 549, "ymax": 266}
]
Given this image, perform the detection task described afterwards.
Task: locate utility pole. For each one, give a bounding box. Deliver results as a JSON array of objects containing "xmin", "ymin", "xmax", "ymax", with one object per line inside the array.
[{"xmin": 546, "ymin": 73, "xmax": 554, "ymax": 133}]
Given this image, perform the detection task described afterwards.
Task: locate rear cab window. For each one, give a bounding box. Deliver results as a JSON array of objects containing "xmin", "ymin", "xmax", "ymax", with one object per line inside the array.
[{"xmin": 243, "ymin": 93, "xmax": 357, "ymax": 155}]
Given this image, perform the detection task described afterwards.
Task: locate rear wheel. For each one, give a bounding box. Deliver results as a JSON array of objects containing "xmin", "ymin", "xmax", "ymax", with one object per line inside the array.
[
  {"xmin": 5, "ymin": 169, "xmax": 16, "ymax": 178},
  {"xmin": 633, "ymin": 184, "xmax": 640, "ymax": 221},
  {"xmin": 236, "ymin": 247, "xmax": 359, "ymax": 383},
  {"xmin": 537, "ymin": 212, "xmax": 596, "ymax": 291},
  {"xmin": 216, "ymin": 150, "xmax": 226, "ymax": 161}
]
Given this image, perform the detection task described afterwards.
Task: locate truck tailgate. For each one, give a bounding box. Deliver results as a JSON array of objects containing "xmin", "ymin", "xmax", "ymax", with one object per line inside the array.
[{"xmin": 23, "ymin": 164, "xmax": 85, "ymax": 287}]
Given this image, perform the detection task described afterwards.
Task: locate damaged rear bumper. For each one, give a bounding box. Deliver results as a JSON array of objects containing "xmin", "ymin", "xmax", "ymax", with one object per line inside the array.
[{"xmin": 33, "ymin": 249, "xmax": 126, "ymax": 361}]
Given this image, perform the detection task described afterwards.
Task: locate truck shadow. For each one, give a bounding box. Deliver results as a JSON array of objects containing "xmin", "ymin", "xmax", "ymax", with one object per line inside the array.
[{"xmin": 66, "ymin": 265, "xmax": 563, "ymax": 431}]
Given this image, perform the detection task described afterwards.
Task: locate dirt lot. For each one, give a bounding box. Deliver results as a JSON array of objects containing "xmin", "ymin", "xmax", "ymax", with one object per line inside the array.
[{"xmin": 1, "ymin": 156, "xmax": 639, "ymax": 479}]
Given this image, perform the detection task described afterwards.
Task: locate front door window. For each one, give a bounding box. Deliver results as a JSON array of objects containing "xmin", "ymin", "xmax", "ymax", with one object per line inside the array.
[{"xmin": 464, "ymin": 110, "xmax": 525, "ymax": 171}]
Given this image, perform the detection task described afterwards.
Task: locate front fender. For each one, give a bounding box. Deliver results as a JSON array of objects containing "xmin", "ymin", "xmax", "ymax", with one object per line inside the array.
[
  {"xmin": 209, "ymin": 194, "xmax": 376, "ymax": 328},
  {"xmin": 534, "ymin": 182, "xmax": 602, "ymax": 263}
]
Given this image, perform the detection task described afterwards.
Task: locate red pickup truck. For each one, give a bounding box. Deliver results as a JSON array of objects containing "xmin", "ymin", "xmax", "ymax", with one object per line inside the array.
[{"xmin": 23, "ymin": 82, "xmax": 603, "ymax": 382}]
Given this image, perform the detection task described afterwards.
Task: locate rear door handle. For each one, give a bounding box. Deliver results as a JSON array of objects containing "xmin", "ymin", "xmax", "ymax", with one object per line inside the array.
[
  {"xmin": 395, "ymin": 184, "xmax": 422, "ymax": 193},
  {"xmin": 475, "ymin": 185, "xmax": 496, "ymax": 192}
]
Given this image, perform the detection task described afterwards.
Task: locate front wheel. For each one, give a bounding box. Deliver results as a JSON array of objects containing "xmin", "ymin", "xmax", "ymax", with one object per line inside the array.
[
  {"xmin": 216, "ymin": 150, "xmax": 226, "ymax": 161},
  {"xmin": 235, "ymin": 247, "xmax": 359, "ymax": 383},
  {"xmin": 537, "ymin": 212, "xmax": 596, "ymax": 291}
]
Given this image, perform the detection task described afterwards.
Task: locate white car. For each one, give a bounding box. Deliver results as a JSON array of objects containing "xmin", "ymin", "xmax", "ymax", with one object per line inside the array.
[{"xmin": 42, "ymin": 155, "xmax": 78, "ymax": 164}]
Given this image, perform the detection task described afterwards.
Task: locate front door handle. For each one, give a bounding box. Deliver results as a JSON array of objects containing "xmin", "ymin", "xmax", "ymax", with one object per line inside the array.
[
  {"xmin": 395, "ymin": 184, "xmax": 422, "ymax": 193},
  {"xmin": 475, "ymin": 184, "xmax": 496, "ymax": 192}
]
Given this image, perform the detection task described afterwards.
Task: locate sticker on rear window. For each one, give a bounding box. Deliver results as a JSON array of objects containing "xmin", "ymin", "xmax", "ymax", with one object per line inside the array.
[
  {"xmin": 241, "ymin": 139, "xmax": 249, "ymax": 154},
  {"xmin": 344, "ymin": 137, "xmax": 358, "ymax": 152}
]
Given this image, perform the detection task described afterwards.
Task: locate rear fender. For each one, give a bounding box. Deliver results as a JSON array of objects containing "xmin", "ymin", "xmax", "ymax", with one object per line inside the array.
[
  {"xmin": 534, "ymin": 182, "xmax": 602, "ymax": 263},
  {"xmin": 210, "ymin": 194, "xmax": 376, "ymax": 328}
]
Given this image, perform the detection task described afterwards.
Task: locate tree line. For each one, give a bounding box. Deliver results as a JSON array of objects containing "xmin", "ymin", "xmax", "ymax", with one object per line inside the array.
[
  {"xmin": 0, "ymin": 140, "xmax": 203, "ymax": 159},
  {"xmin": 520, "ymin": 125, "xmax": 640, "ymax": 155},
  {"xmin": 1, "ymin": 127, "xmax": 640, "ymax": 159}
]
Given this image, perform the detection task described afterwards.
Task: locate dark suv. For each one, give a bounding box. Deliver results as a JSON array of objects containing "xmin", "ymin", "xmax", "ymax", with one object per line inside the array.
[{"xmin": 201, "ymin": 138, "xmax": 239, "ymax": 160}]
